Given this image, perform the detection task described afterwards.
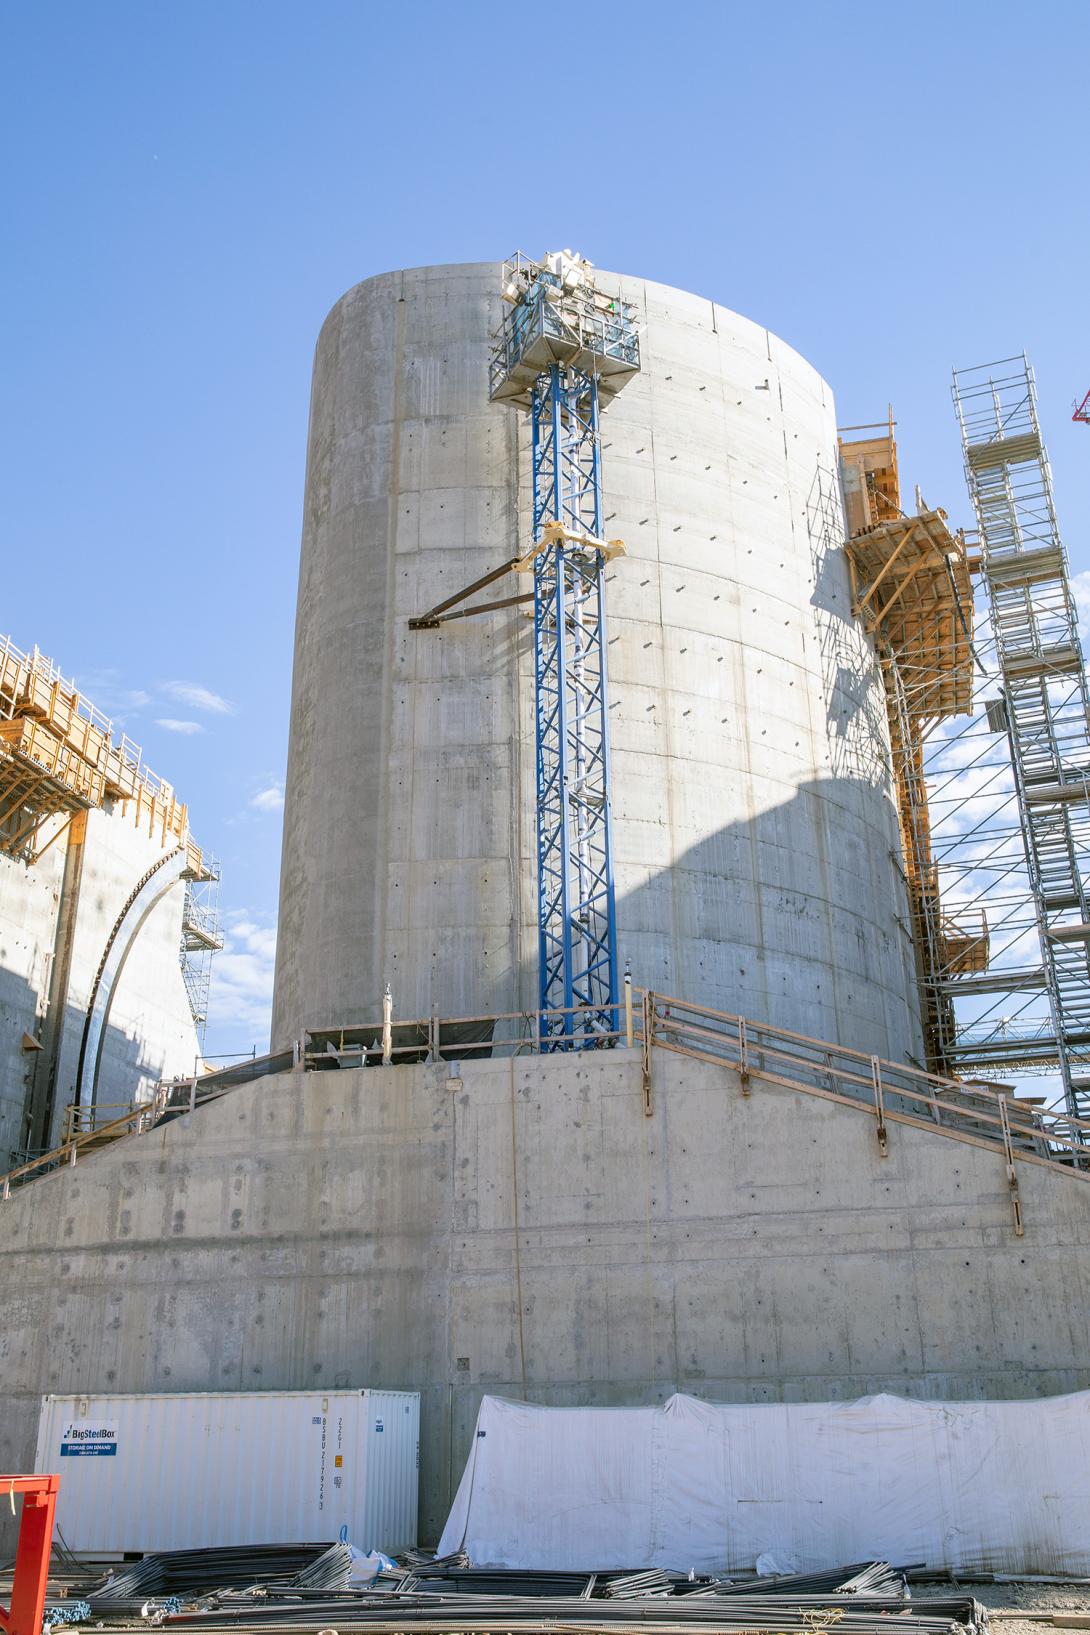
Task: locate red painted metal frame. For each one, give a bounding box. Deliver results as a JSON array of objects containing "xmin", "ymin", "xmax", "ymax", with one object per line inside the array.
[
  {"xmin": 0, "ymin": 1474, "xmax": 59, "ymax": 1635},
  {"xmin": 1074, "ymin": 389, "xmax": 1090, "ymax": 424}
]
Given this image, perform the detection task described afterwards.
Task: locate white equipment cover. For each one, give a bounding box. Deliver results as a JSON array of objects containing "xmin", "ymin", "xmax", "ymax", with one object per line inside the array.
[{"xmin": 438, "ymin": 1391, "xmax": 1090, "ymax": 1575}]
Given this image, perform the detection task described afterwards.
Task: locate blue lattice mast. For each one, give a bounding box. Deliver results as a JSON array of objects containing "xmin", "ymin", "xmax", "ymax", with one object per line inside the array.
[
  {"xmin": 409, "ymin": 253, "xmax": 639, "ymax": 1048},
  {"xmin": 492, "ymin": 252, "xmax": 641, "ymax": 1046}
]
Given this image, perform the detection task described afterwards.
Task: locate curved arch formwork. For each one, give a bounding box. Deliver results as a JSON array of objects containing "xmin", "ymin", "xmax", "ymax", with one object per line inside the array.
[{"xmin": 75, "ymin": 845, "xmax": 194, "ymax": 1114}]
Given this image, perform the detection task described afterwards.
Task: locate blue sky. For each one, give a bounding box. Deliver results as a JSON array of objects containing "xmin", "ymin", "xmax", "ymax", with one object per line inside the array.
[{"xmin": 3, "ymin": 0, "xmax": 1086, "ymax": 1058}]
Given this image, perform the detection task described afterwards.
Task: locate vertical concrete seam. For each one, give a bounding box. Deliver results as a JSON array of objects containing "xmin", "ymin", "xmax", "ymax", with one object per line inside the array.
[
  {"xmin": 508, "ymin": 1056, "xmax": 528, "ymax": 1396},
  {"xmin": 375, "ymin": 273, "xmax": 407, "ymax": 1002}
]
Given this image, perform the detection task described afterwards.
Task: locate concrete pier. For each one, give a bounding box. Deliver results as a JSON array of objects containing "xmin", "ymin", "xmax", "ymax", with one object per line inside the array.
[{"xmin": 273, "ymin": 263, "xmax": 922, "ymax": 1065}]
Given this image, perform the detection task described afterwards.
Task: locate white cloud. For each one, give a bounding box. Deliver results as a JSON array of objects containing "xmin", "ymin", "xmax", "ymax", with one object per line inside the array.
[
  {"xmin": 161, "ymin": 680, "xmax": 234, "ymax": 715},
  {"xmin": 156, "ymin": 718, "xmax": 205, "ymax": 735},
  {"xmin": 69, "ymin": 668, "xmax": 152, "ymax": 719},
  {"xmin": 207, "ymin": 914, "xmax": 278, "ymax": 1047},
  {"xmin": 250, "ymin": 784, "xmax": 284, "ymax": 813}
]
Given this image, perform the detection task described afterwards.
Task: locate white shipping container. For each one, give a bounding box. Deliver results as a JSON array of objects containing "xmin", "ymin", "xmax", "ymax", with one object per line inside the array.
[{"xmin": 34, "ymin": 1389, "xmax": 419, "ymax": 1554}]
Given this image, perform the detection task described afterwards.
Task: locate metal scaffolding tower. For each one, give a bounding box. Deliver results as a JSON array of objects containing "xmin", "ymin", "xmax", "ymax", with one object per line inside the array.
[
  {"xmin": 953, "ymin": 355, "xmax": 1090, "ymax": 1118},
  {"xmin": 180, "ymin": 863, "xmax": 223, "ymax": 1041},
  {"xmin": 411, "ymin": 252, "xmax": 640, "ymax": 1047},
  {"xmin": 494, "ymin": 254, "xmax": 639, "ymax": 1045}
]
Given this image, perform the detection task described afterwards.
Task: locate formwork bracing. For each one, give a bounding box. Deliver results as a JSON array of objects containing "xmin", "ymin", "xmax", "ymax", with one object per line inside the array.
[
  {"xmin": 952, "ymin": 357, "xmax": 1090, "ymax": 1117},
  {"xmin": 840, "ymin": 423, "xmax": 980, "ymax": 1078}
]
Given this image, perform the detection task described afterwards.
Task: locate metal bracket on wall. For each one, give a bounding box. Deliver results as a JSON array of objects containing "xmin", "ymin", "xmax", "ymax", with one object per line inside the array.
[
  {"xmin": 997, "ymin": 1092, "xmax": 1026, "ymax": 1237},
  {"xmin": 870, "ymin": 1056, "xmax": 889, "ymax": 1156},
  {"xmin": 641, "ymin": 989, "xmax": 654, "ymax": 1116}
]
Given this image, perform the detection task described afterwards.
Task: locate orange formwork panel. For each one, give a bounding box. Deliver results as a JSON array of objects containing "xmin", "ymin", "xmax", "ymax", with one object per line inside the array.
[{"xmin": 0, "ymin": 1474, "xmax": 59, "ymax": 1635}]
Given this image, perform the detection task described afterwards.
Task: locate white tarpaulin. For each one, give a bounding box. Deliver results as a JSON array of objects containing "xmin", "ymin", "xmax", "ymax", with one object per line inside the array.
[{"xmin": 438, "ymin": 1391, "xmax": 1090, "ymax": 1575}]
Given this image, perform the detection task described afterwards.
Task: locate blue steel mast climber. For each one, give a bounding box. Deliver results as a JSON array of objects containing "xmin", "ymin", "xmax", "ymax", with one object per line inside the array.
[{"xmin": 410, "ymin": 252, "xmax": 640, "ymax": 1048}]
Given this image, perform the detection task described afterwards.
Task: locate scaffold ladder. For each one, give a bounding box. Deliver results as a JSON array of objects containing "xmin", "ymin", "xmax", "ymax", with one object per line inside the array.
[{"xmin": 953, "ymin": 356, "xmax": 1090, "ymax": 1117}]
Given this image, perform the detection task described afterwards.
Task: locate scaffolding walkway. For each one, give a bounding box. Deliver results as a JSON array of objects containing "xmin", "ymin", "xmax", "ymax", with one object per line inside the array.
[
  {"xmin": 0, "ymin": 636, "xmax": 198, "ymax": 862},
  {"xmin": 841, "ymin": 425, "xmax": 981, "ymax": 1076},
  {"xmin": 953, "ymin": 357, "xmax": 1090, "ymax": 1117},
  {"xmin": 0, "ymin": 634, "xmax": 220, "ymax": 1039}
]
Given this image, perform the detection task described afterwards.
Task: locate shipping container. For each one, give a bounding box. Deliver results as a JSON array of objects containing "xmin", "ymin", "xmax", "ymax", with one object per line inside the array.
[{"xmin": 34, "ymin": 1389, "xmax": 419, "ymax": 1554}]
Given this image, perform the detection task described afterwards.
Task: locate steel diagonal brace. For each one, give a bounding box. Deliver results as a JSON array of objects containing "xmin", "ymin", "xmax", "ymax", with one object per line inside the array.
[{"xmin": 408, "ymin": 555, "xmax": 533, "ymax": 629}]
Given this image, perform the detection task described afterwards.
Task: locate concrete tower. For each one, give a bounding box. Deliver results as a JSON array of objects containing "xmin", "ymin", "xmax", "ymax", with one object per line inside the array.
[{"xmin": 273, "ymin": 262, "xmax": 922, "ymax": 1066}]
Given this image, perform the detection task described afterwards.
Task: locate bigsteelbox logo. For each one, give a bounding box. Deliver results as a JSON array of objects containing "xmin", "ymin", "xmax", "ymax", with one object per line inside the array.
[{"xmin": 60, "ymin": 1421, "xmax": 118, "ymax": 1457}]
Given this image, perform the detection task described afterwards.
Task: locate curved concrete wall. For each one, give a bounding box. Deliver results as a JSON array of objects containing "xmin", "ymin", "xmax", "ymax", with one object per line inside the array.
[
  {"xmin": 0, "ymin": 809, "xmax": 201, "ymax": 1164},
  {"xmin": 273, "ymin": 262, "xmax": 921, "ymax": 1063}
]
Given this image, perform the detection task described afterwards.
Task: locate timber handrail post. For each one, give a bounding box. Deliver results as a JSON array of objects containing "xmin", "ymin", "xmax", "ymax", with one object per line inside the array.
[
  {"xmin": 997, "ymin": 1092, "xmax": 1025, "ymax": 1237},
  {"xmin": 642, "ymin": 989, "xmax": 654, "ymax": 1116},
  {"xmin": 738, "ymin": 1017, "xmax": 751, "ymax": 1096},
  {"xmin": 428, "ymin": 1004, "xmax": 441, "ymax": 1065},
  {"xmin": 870, "ymin": 1055, "xmax": 889, "ymax": 1156}
]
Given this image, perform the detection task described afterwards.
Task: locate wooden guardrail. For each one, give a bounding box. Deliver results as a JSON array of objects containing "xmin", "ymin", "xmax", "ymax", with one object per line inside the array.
[{"xmin": 3, "ymin": 991, "xmax": 1087, "ymax": 1225}]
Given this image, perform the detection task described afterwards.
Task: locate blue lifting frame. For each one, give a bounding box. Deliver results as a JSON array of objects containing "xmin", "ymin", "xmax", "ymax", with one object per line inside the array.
[
  {"xmin": 412, "ymin": 253, "xmax": 640, "ymax": 1051},
  {"xmin": 531, "ymin": 364, "xmax": 619, "ymax": 1047}
]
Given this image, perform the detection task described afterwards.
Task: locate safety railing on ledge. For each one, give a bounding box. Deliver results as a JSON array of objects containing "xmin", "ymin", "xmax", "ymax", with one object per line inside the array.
[
  {"xmin": 1, "ymin": 1102, "xmax": 161, "ymax": 1198},
  {"xmin": 3, "ymin": 990, "xmax": 1089, "ymax": 1220}
]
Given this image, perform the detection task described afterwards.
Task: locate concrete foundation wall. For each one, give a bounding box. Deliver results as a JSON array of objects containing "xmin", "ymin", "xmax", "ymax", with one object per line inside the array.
[
  {"xmin": 2, "ymin": 1048, "xmax": 1087, "ymax": 1544},
  {"xmin": 0, "ymin": 833, "xmax": 66, "ymax": 1157},
  {"xmin": 0, "ymin": 808, "xmax": 201, "ymax": 1163},
  {"xmin": 273, "ymin": 262, "xmax": 922, "ymax": 1065}
]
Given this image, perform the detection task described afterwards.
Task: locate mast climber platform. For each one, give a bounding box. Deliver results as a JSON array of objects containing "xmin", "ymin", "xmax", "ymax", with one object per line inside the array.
[
  {"xmin": 842, "ymin": 359, "xmax": 1090, "ymax": 1122},
  {"xmin": 410, "ymin": 252, "xmax": 640, "ymax": 1048}
]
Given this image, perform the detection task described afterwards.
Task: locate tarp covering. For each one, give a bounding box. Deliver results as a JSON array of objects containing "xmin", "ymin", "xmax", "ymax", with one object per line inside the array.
[{"xmin": 438, "ymin": 1391, "xmax": 1090, "ymax": 1575}]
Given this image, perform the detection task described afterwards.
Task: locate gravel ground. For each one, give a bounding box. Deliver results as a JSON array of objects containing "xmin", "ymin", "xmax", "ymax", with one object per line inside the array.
[{"xmin": 914, "ymin": 1577, "xmax": 1090, "ymax": 1635}]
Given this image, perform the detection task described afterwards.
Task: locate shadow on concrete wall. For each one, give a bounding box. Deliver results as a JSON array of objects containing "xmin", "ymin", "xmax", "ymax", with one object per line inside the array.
[
  {"xmin": 302, "ymin": 771, "xmax": 919, "ymax": 1074},
  {"xmin": 306, "ymin": 772, "xmax": 920, "ymax": 1080},
  {"xmin": 611, "ymin": 773, "xmax": 919, "ymax": 1067},
  {"xmin": 805, "ymin": 460, "xmax": 890, "ymax": 791},
  {"xmin": 0, "ymin": 967, "xmax": 162, "ymax": 1167},
  {"xmin": 0, "ymin": 967, "xmax": 43, "ymax": 1164}
]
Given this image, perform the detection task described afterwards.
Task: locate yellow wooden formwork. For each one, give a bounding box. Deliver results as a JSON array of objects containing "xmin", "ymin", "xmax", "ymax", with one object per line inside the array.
[
  {"xmin": 846, "ymin": 509, "xmax": 975, "ymax": 721},
  {"xmin": 839, "ymin": 430, "xmax": 985, "ymax": 1074},
  {"xmin": 0, "ymin": 634, "xmax": 203, "ymax": 870},
  {"xmin": 838, "ymin": 412, "xmax": 900, "ymax": 536}
]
